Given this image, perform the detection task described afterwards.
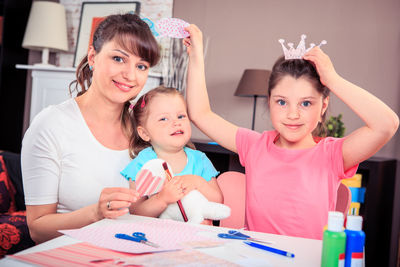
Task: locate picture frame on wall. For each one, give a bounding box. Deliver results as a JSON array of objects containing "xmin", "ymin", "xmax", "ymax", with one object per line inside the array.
[{"xmin": 73, "ymin": 1, "xmax": 141, "ymax": 68}]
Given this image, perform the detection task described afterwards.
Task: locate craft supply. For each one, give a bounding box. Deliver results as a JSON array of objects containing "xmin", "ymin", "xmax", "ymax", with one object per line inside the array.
[
  {"xmin": 115, "ymin": 232, "xmax": 160, "ymax": 248},
  {"xmin": 344, "ymin": 215, "xmax": 365, "ymax": 267},
  {"xmin": 10, "ymin": 242, "xmax": 133, "ymax": 267},
  {"xmin": 136, "ymin": 169, "xmax": 163, "ymax": 196},
  {"xmin": 156, "ymin": 18, "xmax": 190, "ymax": 38},
  {"xmin": 321, "ymin": 211, "xmax": 346, "ymax": 267},
  {"xmin": 122, "ymin": 158, "xmax": 166, "ymax": 196},
  {"xmin": 142, "ymin": 17, "xmax": 190, "ymax": 38},
  {"xmin": 162, "ymin": 161, "xmax": 188, "ymax": 222},
  {"xmin": 116, "ymin": 249, "xmax": 239, "ymax": 267},
  {"xmin": 218, "ymin": 230, "xmax": 272, "ymax": 244},
  {"xmin": 60, "ymin": 218, "xmax": 217, "ymax": 254},
  {"xmin": 243, "ymin": 241, "xmax": 295, "ymax": 258},
  {"xmin": 278, "ymin": 34, "xmax": 327, "ymax": 60}
]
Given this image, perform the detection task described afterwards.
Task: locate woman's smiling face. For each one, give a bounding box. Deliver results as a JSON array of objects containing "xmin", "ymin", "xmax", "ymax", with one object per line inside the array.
[{"xmin": 88, "ymin": 39, "xmax": 150, "ymax": 104}]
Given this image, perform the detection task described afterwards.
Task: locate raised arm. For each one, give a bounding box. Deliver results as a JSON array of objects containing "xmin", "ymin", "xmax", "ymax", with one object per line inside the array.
[
  {"xmin": 304, "ymin": 48, "xmax": 399, "ymax": 170},
  {"xmin": 185, "ymin": 25, "xmax": 239, "ymax": 153}
]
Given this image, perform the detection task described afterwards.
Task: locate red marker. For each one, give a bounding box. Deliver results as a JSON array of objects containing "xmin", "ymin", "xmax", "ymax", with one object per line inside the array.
[{"xmin": 162, "ymin": 162, "xmax": 188, "ymax": 222}]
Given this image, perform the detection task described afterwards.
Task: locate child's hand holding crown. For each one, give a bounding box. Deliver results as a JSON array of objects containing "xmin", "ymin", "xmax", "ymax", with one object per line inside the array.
[{"xmin": 303, "ymin": 47, "xmax": 339, "ymax": 88}]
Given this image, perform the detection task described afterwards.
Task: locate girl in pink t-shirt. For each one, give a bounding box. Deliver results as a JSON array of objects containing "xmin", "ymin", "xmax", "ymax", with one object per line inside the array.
[{"xmin": 184, "ymin": 26, "xmax": 399, "ymax": 239}]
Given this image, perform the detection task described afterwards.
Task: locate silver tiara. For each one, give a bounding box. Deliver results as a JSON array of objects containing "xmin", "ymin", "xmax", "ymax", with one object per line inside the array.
[{"xmin": 279, "ymin": 34, "xmax": 327, "ymax": 60}]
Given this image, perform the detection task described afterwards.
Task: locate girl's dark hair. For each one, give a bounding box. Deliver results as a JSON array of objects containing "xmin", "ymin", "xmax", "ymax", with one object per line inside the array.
[
  {"xmin": 129, "ymin": 86, "xmax": 195, "ymax": 158},
  {"xmin": 69, "ymin": 13, "xmax": 160, "ymax": 139},
  {"xmin": 268, "ymin": 56, "xmax": 330, "ymax": 137}
]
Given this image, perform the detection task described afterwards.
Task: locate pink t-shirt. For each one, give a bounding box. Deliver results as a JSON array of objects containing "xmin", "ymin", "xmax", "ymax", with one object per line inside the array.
[{"xmin": 236, "ymin": 128, "xmax": 358, "ymax": 240}]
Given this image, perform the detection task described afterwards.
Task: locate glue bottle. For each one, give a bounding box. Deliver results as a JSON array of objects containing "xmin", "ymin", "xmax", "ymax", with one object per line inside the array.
[
  {"xmin": 321, "ymin": 211, "xmax": 346, "ymax": 267},
  {"xmin": 344, "ymin": 215, "xmax": 365, "ymax": 267}
]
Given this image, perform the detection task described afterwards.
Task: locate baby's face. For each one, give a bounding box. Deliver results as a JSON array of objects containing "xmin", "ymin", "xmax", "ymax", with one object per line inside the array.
[{"xmin": 142, "ymin": 94, "xmax": 192, "ymax": 152}]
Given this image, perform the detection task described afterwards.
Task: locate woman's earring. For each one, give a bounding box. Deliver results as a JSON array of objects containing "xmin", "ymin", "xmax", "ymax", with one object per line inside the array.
[{"xmin": 89, "ymin": 65, "xmax": 93, "ymax": 71}]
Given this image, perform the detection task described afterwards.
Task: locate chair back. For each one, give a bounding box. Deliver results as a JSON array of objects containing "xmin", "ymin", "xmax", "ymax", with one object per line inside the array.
[
  {"xmin": 335, "ymin": 182, "xmax": 352, "ymax": 216},
  {"xmin": 217, "ymin": 171, "xmax": 246, "ymax": 229}
]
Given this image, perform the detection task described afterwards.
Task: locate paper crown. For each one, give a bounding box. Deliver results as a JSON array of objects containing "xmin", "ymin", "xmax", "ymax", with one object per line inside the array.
[{"xmin": 279, "ymin": 34, "xmax": 327, "ymax": 60}]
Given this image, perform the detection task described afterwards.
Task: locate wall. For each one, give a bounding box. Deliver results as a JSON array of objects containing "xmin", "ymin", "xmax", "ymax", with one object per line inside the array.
[
  {"xmin": 57, "ymin": 0, "xmax": 173, "ymax": 67},
  {"xmin": 174, "ymin": 0, "xmax": 400, "ymax": 160},
  {"xmin": 23, "ymin": 0, "xmax": 173, "ymax": 132}
]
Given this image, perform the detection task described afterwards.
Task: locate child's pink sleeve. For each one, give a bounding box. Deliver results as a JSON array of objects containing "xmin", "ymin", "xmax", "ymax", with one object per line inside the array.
[
  {"xmin": 327, "ymin": 137, "xmax": 359, "ymax": 180},
  {"xmin": 235, "ymin": 128, "xmax": 262, "ymax": 167}
]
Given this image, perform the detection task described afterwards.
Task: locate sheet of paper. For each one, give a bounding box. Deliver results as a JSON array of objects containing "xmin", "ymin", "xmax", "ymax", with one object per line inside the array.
[
  {"xmin": 9, "ymin": 242, "xmax": 132, "ymax": 267},
  {"xmin": 60, "ymin": 219, "xmax": 223, "ymax": 254},
  {"xmin": 117, "ymin": 249, "xmax": 240, "ymax": 267}
]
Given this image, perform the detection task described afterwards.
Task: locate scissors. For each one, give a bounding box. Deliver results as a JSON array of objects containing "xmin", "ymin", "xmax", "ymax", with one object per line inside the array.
[
  {"xmin": 218, "ymin": 230, "xmax": 272, "ymax": 244},
  {"xmin": 115, "ymin": 232, "xmax": 160, "ymax": 248}
]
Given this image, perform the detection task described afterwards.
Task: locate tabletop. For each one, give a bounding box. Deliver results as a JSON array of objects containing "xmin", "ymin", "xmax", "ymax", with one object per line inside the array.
[{"xmin": 1, "ymin": 214, "xmax": 323, "ymax": 267}]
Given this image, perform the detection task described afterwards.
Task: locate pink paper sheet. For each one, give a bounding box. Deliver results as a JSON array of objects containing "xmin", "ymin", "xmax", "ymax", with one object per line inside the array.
[
  {"xmin": 60, "ymin": 218, "xmax": 220, "ymax": 254},
  {"xmin": 10, "ymin": 242, "xmax": 133, "ymax": 267}
]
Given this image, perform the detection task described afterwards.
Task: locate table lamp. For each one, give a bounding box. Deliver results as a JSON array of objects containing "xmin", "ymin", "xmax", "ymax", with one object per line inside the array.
[
  {"xmin": 234, "ymin": 69, "xmax": 271, "ymax": 130},
  {"xmin": 22, "ymin": 1, "xmax": 68, "ymax": 67}
]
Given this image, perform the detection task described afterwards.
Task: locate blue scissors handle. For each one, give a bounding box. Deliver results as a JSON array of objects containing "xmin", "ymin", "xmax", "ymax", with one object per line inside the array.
[
  {"xmin": 218, "ymin": 233, "xmax": 246, "ymax": 240},
  {"xmin": 218, "ymin": 231, "xmax": 273, "ymax": 244},
  {"xmin": 132, "ymin": 232, "xmax": 147, "ymax": 241},
  {"xmin": 115, "ymin": 233, "xmax": 143, "ymax": 242},
  {"xmin": 228, "ymin": 230, "xmax": 250, "ymax": 239},
  {"xmin": 115, "ymin": 232, "xmax": 160, "ymax": 248}
]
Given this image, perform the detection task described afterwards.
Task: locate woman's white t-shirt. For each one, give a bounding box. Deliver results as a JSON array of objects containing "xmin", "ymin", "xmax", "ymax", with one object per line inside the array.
[{"xmin": 21, "ymin": 99, "xmax": 130, "ymax": 213}]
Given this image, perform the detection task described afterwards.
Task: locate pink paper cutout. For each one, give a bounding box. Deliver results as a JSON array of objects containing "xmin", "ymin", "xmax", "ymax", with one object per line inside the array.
[
  {"xmin": 60, "ymin": 219, "xmax": 219, "ymax": 254},
  {"xmin": 156, "ymin": 18, "xmax": 190, "ymax": 38},
  {"xmin": 135, "ymin": 159, "xmax": 171, "ymax": 197},
  {"xmin": 10, "ymin": 242, "xmax": 132, "ymax": 267},
  {"xmin": 136, "ymin": 169, "xmax": 163, "ymax": 196}
]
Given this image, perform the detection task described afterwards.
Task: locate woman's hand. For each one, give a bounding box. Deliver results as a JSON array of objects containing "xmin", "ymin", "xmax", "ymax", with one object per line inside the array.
[
  {"xmin": 97, "ymin": 187, "xmax": 139, "ymax": 220},
  {"xmin": 157, "ymin": 177, "xmax": 185, "ymax": 205},
  {"xmin": 303, "ymin": 47, "xmax": 339, "ymax": 87},
  {"xmin": 183, "ymin": 24, "xmax": 204, "ymax": 59}
]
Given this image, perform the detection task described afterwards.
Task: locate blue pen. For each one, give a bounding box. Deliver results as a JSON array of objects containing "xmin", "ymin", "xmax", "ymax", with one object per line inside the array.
[{"xmin": 243, "ymin": 241, "xmax": 295, "ymax": 258}]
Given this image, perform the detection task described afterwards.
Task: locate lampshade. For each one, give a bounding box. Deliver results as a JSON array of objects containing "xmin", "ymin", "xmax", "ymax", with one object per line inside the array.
[
  {"xmin": 234, "ymin": 69, "xmax": 271, "ymax": 97},
  {"xmin": 22, "ymin": 1, "xmax": 68, "ymax": 66},
  {"xmin": 234, "ymin": 69, "xmax": 271, "ymax": 130}
]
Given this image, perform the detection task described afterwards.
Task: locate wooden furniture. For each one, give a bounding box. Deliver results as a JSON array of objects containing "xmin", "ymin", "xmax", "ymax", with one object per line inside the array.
[
  {"xmin": 193, "ymin": 140, "xmax": 399, "ymax": 267},
  {"xmin": 358, "ymin": 158, "xmax": 399, "ymax": 267}
]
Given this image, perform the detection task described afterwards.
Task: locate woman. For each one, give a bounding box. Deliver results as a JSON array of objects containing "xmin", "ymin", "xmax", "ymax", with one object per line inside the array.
[{"xmin": 21, "ymin": 13, "xmax": 160, "ymax": 243}]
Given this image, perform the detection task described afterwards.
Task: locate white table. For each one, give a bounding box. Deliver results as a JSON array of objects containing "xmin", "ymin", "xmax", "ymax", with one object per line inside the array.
[{"xmin": 1, "ymin": 214, "xmax": 322, "ymax": 266}]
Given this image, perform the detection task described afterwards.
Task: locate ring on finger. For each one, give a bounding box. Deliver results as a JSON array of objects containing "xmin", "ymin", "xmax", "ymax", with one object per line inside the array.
[{"xmin": 107, "ymin": 201, "xmax": 111, "ymax": 210}]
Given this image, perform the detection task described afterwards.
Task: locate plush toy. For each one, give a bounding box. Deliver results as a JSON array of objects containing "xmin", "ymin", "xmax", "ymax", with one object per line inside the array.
[{"xmin": 135, "ymin": 159, "xmax": 231, "ymax": 224}]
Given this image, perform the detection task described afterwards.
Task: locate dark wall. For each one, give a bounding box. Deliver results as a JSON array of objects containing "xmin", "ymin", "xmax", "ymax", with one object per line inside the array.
[{"xmin": 0, "ymin": 0, "xmax": 32, "ymax": 152}]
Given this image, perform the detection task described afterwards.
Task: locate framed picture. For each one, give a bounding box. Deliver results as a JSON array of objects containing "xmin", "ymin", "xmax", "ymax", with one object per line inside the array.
[{"xmin": 73, "ymin": 1, "xmax": 141, "ymax": 67}]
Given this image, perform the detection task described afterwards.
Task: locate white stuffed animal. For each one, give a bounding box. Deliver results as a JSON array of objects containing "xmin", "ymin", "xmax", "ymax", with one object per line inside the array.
[
  {"xmin": 159, "ymin": 189, "xmax": 231, "ymax": 224},
  {"xmin": 134, "ymin": 159, "xmax": 231, "ymax": 224}
]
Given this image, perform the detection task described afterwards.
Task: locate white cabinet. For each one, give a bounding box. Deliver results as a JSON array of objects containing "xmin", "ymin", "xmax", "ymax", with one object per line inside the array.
[{"xmin": 16, "ymin": 65, "xmax": 161, "ymax": 123}]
